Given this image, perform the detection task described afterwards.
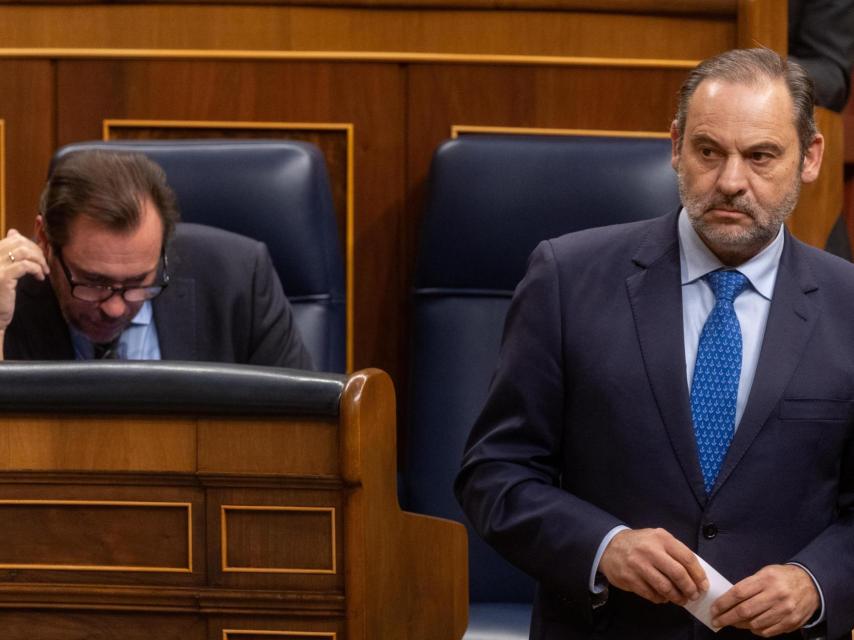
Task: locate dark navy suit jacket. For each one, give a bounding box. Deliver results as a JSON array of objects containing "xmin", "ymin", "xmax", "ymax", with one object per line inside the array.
[
  {"xmin": 456, "ymin": 211, "xmax": 854, "ymax": 639},
  {"xmin": 4, "ymin": 223, "xmax": 313, "ymax": 369}
]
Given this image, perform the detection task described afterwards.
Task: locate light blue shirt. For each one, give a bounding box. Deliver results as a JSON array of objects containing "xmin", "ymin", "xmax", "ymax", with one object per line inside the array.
[
  {"xmin": 71, "ymin": 301, "xmax": 161, "ymax": 360},
  {"xmin": 589, "ymin": 211, "xmax": 824, "ymax": 627}
]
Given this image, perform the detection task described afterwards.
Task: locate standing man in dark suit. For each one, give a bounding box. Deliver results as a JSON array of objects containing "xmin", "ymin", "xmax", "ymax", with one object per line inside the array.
[
  {"xmin": 456, "ymin": 48, "xmax": 854, "ymax": 639},
  {"xmin": 0, "ymin": 149, "xmax": 312, "ymax": 367}
]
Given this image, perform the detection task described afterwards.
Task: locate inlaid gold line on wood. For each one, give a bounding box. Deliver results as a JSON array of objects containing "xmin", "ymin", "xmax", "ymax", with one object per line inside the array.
[
  {"xmin": 452, "ymin": 124, "xmax": 670, "ymax": 139},
  {"xmin": 0, "ymin": 48, "xmax": 700, "ymax": 69},
  {"xmin": 223, "ymin": 632, "xmax": 336, "ymax": 639},
  {"xmin": 102, "ymin": 119, "xmax": 355, "ymax": 137},
  {"xmin": 0, "ymin": 499, "xmax": 193, "ymax": 573},
  {"xmin": 102, "ymin": 118, "xmax": 355, "ymax": 373},
  {"xmin": 220, "ymin": 505, "xmax": 337, "ymax": 574}
]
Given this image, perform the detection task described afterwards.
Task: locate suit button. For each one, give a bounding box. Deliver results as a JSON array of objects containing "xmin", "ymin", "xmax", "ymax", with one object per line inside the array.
[{"xmin": 703, "ymin": 524, "xmax": 718, "ymax": 539}]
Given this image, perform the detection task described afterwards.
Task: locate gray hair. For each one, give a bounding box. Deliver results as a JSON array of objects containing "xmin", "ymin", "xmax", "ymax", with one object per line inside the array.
[{"xmin": 674, "ymin": 48, "xmax": 817, "ymax": 156}]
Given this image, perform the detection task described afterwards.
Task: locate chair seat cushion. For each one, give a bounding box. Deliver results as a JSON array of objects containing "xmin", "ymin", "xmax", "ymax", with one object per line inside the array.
[{"xmin": 465, "ymin": 602, "xmax": 532, "ymax": 640}]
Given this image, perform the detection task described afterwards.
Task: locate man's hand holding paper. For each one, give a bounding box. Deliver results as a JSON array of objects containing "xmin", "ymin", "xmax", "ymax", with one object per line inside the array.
[
  {"xmin": 599, "ymin": 528, "xmax": 709, "ymax": 606},
  {"xmin": 711, "ymin": 564, "xmax": 820, "ymax": 637}
]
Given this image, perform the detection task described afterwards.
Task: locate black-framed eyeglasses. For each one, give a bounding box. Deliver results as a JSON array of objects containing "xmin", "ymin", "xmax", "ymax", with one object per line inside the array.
[{"xmin": 54, "ymin": 246, "xmax": 170, "ymax": 303}]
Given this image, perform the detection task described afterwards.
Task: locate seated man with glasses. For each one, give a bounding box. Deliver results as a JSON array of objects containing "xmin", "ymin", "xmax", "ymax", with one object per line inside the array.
[{"xmin": 0, "ymin": 149, "xmax": 313, "ymax": 367}]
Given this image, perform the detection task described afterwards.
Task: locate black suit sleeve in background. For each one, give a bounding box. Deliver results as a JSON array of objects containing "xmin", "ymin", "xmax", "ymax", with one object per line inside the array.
[{"xmin": 789, "ymin": 0, "xmax": 854, "ymax": 112}]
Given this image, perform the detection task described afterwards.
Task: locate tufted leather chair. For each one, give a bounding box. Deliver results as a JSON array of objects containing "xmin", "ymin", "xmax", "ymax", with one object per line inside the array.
[
  {"xmin": 404, "ymin": 134, "xmax": 680, "ymax": 640},
  {"xmin": 52, "ymin": 140, "xmax": 346, "ymax": 373}
]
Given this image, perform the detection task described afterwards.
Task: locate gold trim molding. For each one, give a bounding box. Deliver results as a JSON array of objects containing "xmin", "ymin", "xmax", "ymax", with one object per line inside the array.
[
  {"xmin": 0, "ymin": 48, "xmax": 699, "ymax": 69},
  {"xmin": 0, "ymin": 499, "xmax": 193, "ymax": 573},
  {"xmin": 103, "ymin": 119, "xmax": 355, "ymax": 373},
  {"xmin": 452, "ymin": 124, "xmax": 670, "ymax": 139},
  {"xmin": 223, "ymin": 631, "xmax": 336, "ymax": 640},
  {"xmin": 221, "ymin": 505, "xmax": 337, "ymax": 575}
]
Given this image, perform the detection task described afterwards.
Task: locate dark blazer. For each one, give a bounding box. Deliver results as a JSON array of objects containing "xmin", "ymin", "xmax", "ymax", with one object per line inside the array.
[
  {"xmin": 455, "ymin": 211, "xmax": 854, "ymax": 640},
  {"xmin": 4, "ymin": 223, "xmax": 313, "ymax": 369}
]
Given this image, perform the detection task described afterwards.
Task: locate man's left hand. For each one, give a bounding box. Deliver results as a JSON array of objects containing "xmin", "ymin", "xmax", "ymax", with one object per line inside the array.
[{"xmin": 711, "ymin": 564, "xmax": 819, "ymax": 637}]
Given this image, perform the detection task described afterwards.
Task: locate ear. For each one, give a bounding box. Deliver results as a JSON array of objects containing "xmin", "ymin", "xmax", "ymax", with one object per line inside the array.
[
  {"xmin": 800, "ymin": 132, "xmax": 824, "ymax": 184},
  {"xmin": 670, "ymin": 120, "xmax": 681, "ymax": 171},
  {"xmin": 33, "ymin": 215, "xmax": 50, "ymax": 255}
]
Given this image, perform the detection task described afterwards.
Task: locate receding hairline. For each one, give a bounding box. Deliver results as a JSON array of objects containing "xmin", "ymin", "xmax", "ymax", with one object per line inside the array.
[
  {"xmin": 673, "ymin": 48, "xmax": 818, "ymax": 158},
  {"xmin": 69, "ymin": 193, "xmax": 165, "ymax": 238},
  {"xmin": 675, "ymin": 76, "xmax": 800, "ymax": 144}
]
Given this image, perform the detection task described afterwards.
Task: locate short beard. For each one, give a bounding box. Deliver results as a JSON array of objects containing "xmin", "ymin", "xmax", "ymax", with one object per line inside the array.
[{"xmin": 677, "ymin": 169, "xmax": 800, "ymax": 258}]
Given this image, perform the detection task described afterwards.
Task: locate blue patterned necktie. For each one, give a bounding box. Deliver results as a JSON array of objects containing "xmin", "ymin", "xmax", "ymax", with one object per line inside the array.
[{"xmin": 690, "ymin": 270, "xmax": 748, "ymax": 494}]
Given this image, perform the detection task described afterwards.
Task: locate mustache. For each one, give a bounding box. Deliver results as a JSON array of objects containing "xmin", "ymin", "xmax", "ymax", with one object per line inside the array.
[{"xmin": 703, "ymin": 194, "xmax": 757, "ymax": 217}]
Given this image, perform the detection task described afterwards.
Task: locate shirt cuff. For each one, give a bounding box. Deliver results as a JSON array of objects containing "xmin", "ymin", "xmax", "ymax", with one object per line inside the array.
[
  {"xmin": 787, "ymin": 562, "xmax": 825, "ymax": 628},
  {"xmin": 590, "ymin": 525, "xmax": 630, "ymax": 593}
]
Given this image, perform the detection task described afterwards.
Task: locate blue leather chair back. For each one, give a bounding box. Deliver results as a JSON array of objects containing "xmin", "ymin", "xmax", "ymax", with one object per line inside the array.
[
  {"xmin": 406, "ymin": 135, "xmax": 679, "ymax": 624},
  {"xmin": 53, "ymin": 140, "xmax": 346, "ymax": 373}
]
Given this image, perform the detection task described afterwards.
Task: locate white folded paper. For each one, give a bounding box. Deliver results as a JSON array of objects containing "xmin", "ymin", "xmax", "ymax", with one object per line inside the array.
[{"xmin": 683, "ymin": 554, "xmax": 733, "ymax": 632}]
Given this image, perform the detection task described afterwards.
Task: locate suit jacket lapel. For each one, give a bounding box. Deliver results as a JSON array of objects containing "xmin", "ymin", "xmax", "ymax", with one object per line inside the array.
[
  {"xmin": 712, "ymin": 232, "xmax": 818, "ymax": 495},
  {"xmin": 153, "ymin": 277, "xmax": 196, "ymax": 360},
  {"xmin": 626, "ymin": 212, "xmax": 707, "ymax": 507}
]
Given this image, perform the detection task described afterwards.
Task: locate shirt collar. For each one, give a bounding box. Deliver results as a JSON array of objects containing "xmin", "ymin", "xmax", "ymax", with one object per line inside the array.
[
  {"xmin": 70, "ymin": 300, "xmax": 154, "ymax": 359},
  {"xmin": 677, "ymin": 207, "xmax": 784, "ymax": 300},
  {"xmin": 131, "ymin": 300, "xmax": 154, "ymax": 326}
]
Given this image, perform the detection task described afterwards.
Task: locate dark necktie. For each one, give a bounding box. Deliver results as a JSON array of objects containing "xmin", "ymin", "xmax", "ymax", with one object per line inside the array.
[
  {"xmin": 690, "ymin": 270, "xmax": 748, "ymax": 494},
  {"xmin": 93, "ymin": 339, "xmax": 120, "ymax": 360}
]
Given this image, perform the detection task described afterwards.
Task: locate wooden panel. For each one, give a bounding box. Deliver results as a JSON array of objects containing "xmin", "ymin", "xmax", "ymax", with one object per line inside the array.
[
  {"xmin": 843, "ymin": 71, "xmax": 854, "ymax": 255},
  {"xmin": 55, "ymin": 59, "xmax": 405, "ymax": 380},
  {"xmin": 0, "ymin": 416, "xmax": 196, "ymax": 472},
  {"xmin": 0, "ymin": 5, "xmax": 733, "ymax": 59},
  {"xmin": 788, "ymin": 108, "xmax": 844, "ymax": 248},
  {"xmin": 0, "ymin": 500, "xmax": 191, "ymax": 572},
  {"xmin": 0, "ymin": 60, "xmax": 54, "ymax": 235},
  {"xmin": 0, "ymin": 120, "xmax": 5, "ymax": 231},
  {"xmin": 222, "ymin": 506, "xmax": 335, "ymax": 573},
  {"xmin": 845, "ymin": 72, "xmax": 854, "ymax": 164},
  {"xmin": 845, "ymin": 167, "xmax": 854, "ymax": 255},
  {"xmin": 0, "ymin": 483, "xmax": 204, "ymax": 587},
  {"xmin": 339, "ymin": 370, "xmax": 468, "ymax": 640},
  {"xmin": 0, "ymin": 612, "xmax": 205, "ymax": 640},
  {"xmin": 0, "ymin": 370, "xmax": 465, "ymax": 638},
  {"xmin": 207, "ymin": 488, "xmax": 344, "ymax": 592},
  {"xmin": 198, "ymin": 418, "xmax": 338, "ymax": 476},
  {"xmin": 737, "ymin": 0, "xmax": 786, "ymax": 51},
  {"xmin": 214, "ymin": 619, "xmax": 342, "ymax": 640}
]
